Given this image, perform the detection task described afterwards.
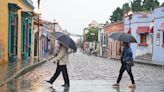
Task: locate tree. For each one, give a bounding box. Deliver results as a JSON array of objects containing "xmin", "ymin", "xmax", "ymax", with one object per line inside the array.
[
  {"xmin": 131, "ymin": 0, "xmax": 143, "ymax": 12},
  {"xmin": 85, "ymin": 27, "xmax": 98, "ymax": 42},
  {"xmin": 110, "ymin": 7, "xmax": 123, "ymax": 23},
  {"xmin": 122, "ymin": 3, "xmax": 131, "ymax": 14},
  {"xmin": 142, "ymin": 0, "xmax": 159, "ymax": 11},
  {"xmin": 162, "ymin": 2, "xmax": 164, "ymax": 6}
]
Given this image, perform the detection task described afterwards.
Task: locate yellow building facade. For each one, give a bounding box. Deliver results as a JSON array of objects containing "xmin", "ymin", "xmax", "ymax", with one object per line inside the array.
[
  {"xmin": 0, "ymin": 0, "xmax": 8, "ymax": 64},
  {"xmin": 0, "ymin": 0, "xmax": 34, "ymax": 64}
]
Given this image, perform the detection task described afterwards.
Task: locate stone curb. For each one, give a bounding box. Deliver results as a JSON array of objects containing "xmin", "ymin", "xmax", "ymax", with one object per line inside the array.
[
  {"xmin": 134, "ymin": 60, "xmax": 164, "ymax": 67},
  {"xmin": 98, "ymin": 56, "xmax": 164, "ymax": 67},
  {"xmin": 0, "ymin": 56, "xmax": 54, "ymax": 86}
]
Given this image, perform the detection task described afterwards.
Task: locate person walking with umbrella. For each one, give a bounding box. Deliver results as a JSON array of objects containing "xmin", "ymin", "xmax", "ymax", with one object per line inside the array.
[
  {"xmin": 46, "ymin": 42, "xmax": 70, "ymax": 87},
  {"xmin": 112, "ymin": 42, "xmax": 135, "ymax": 88},
  {"xmin": 109, "ymin": 32, "xmax": 136, "ymax": 88},
  {"xmin": 46, "ymin": 32, "xmax": 77, "ymax": 88}
]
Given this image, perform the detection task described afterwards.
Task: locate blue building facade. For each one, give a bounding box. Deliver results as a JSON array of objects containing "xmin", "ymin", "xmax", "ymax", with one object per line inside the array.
[
  {"xmin": 153, "ymin": 6, "xmax": 164, "ymax": 63},
  {"xmin": 124, "ymin": 12, "xmax": 153, "ymax": 58}
]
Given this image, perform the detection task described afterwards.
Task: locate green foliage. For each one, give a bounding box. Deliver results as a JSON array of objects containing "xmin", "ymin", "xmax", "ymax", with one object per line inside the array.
[
  {"xmin": 109, "ymin": 0, "xmax": 160, "ymax": 23},
  {"xmin": 142, "ymin": 0, "xmax": 159, "ymax": 11},
  {"xmin": 110, "ymin": 7, "xmax": 123, "ymax": 23},
  {"xmin": 85, "ymin": 27, "xmax": 98, "ymax": 42},
  {"xmin": 122, "ymin": 3, "xmax": 131, "ymax": 14},
  {"xmin": 131, "ymin": 0, "xmax": 143, "ymax": 12}
]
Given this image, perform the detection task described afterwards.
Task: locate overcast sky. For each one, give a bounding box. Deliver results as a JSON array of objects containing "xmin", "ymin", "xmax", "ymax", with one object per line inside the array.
[{"xmin": 32, "ymin": 0, "xmax": 163, "ymax": 36}]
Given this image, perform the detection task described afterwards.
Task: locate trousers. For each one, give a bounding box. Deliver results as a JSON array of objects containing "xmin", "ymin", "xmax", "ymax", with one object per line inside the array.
[
  {"xmin": 49, "ymin": 64, "xmax": 70, "ymax": 85},
  {"xmin": 117, "ymin": 63, "xmax": 135, "ymax": 84}
]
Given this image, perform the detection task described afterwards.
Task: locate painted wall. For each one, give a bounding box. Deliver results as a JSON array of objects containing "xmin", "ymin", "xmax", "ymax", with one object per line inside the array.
[
  {"xmin": 124, "ymin": 17, "xmax": 130, "ymax": 33},
  {"xmin": 0, "ymin": 0, "xmax": 34, "ymax": 64},
  {"xmin": 104, "ymin": 22, "xmax": 124, "ymax": 59},
  {"xmin": 153, "ymin": 6, "xmax": 164, "ymax": 63},
  {"xmin": 8, "ymin": 0, "xmax": 34, "ymax": 61},
  {"xmin": 0, "ymin": 0, "xmax": 8, "ymax": 64},
  {"xmin": 130, "ymin": 13, "xmax": 152, "ymax": 58}
]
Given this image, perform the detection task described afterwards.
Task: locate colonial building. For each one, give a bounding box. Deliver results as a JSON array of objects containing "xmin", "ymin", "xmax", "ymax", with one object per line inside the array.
[
  {"xmin": 153, "ymin": 6, "xmax": 164, "ymax": 63},
  {"xmin": 104, "ymin": 21, "xmax": 124, "ymax": 59},
  {"xmin": 0, "ymin": 0, "xmax": 8, "ymax": 64},
  {"xmin": 124, "ymin": 12, "xmax": 153, "ymax": 60},
  {"xmin": 0, "ymin": 0, "xmax": 34, "ymax": 64}
]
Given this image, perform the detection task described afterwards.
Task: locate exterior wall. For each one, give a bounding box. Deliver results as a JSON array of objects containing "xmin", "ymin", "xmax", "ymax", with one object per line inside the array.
[
  {"xmin": 0, "ymin": 0, "xmax": 34, "ymax": 64},
  {"xmin": 153, "ymin": 6, "xmax": 164, "ymax": 63},
  {"xmin": 31, "ymin": 24, "xmax": 36, "ymax": 59},
  {"xmin": 130, "ymin": 13, "xmax": 153, "ymax": 58},
  {"xmin": 124, "ymin": 17, "xmax": 130, "ymax": 33},
  {"xmin": 104, "ymin": 22, "xmax": 124, "ymax": 59},
  {"xmin": 8, "ymin": 0, "xmax": 34, "ymax": 61},
  {"xmin": 0, "ymin": 0, "xmax": 8, "ymax": 64}
]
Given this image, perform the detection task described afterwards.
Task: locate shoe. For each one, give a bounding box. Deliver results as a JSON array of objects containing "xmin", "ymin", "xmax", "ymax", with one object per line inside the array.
[
  {"xmin": 45, "ymin": 80, "xmax": 52, "ymax": 84},
  {"xmin": 128, "ymin": 84, "xmax": 136, "ymax": 88},
  {"xmin": 112, "ymin": 83, "xmax": 119, "ymax": 87},
  {"xmin": 61, "ymin": 83, "xmax": 70, "ymax": 87}
]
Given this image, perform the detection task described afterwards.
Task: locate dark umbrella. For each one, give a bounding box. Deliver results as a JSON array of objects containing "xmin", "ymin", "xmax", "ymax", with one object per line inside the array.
[
  {"xmin": 53, "ymin": 32, "xmax": 64, "ymax": 39},
  {"xmin": 52, "ymin": 32, "xmax": 77, "ymax": 52},
  {"xmin": 109, "ymin": 32, "xmax": 137, "ymax": 43}
]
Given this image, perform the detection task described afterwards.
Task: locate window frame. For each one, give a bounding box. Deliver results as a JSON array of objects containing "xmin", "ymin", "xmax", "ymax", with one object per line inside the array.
[
  {"xmin": 162, "ymin": 31, "xmax": 164, "ymax": 48},
  {"xmin": 138, "ymin": 33, "xmax": 148, "ymax": 46}
]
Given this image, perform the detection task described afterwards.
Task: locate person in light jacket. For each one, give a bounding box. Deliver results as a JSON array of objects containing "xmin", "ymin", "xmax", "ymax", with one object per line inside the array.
[
  {"xmin": 46, "ymin": 43, "xmax": 70, "ymax": 87},
  {"xmin": 113, "ymin": 42, "xmax": 135, "ymax": 88}
]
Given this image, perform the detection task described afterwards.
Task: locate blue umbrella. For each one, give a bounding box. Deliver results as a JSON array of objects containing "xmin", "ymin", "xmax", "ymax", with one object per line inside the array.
[{"xmin": 52, "ymin": 32, "xmax": 77, "ymax": 52}]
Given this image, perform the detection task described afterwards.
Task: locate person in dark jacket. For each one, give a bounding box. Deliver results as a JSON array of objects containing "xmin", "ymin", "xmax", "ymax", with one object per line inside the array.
[{"xmin": 113, "ymin": 42, "xmax": 135, "ymax": 88}]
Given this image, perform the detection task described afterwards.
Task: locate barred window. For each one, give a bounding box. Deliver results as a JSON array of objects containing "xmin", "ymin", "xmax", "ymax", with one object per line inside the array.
[
  {"xmin": 140, "ymin": 34, "xmax": 146, "ymax": 43},
  {"xmin": 10, "ymin": 13, "xmax": 18, "ymax": 56},
  {"xmin": 163, "ymin": 31, "xmax": 164, "ymax": 44}
]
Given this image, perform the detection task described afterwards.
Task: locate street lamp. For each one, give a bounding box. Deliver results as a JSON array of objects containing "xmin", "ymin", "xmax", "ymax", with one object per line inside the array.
[
  {"xmin": 35, "ymin": 9, "xmax": 41, "ymax": 61},
  {"xmin": 53, "ymin": 19, "xmax": 58, "ymax": 51},
  {"xmin": 83, "ymin": 28, "xmax": 88, "ymax": 50},
  {"xmin": 128, "ymin": 11, "xmax": 133, "ymax": 34},
  {"xmin": 36, "ymin": 0, "xmax": 41, "ymax": 61},
  {"xmin": 90, "ymin": 32, "xmax": 95, "ymax": 49}
]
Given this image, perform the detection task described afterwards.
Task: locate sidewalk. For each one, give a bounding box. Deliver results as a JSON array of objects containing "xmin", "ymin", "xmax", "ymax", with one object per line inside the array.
[{"xmin": 0, "ymin": 56, "xmax": 54, "ymax": 86}]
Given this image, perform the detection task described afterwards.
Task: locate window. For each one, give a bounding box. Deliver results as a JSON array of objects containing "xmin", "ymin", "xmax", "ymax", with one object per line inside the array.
[
  {"xmin": 141, "ymin": 34, "xmax": 146, "ymax": 43},
  {"xmin": 138, "ymin": 34, "xmax": 148, "ymax": 46},
  {"xmin": 10, "ymin": 13, "xmax": 18, "ymax": 55},
  {"xmin": 163, "ymin": 31, "xmax": 164, "ymax": 48},
  {"xmin": 163, "ymin": 32, "xmax": 164, "ymax": 44}
]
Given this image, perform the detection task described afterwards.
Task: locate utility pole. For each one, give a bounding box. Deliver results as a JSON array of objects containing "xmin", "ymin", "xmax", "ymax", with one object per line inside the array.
[{"xmin": 37, "ymin": 0, "xmax": 41, "ymax": 61}]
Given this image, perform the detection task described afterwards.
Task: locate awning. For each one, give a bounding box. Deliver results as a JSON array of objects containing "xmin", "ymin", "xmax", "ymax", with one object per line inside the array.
[
  {"xmin": 158, "ymin": 22, "xmax": 164, "ymax": 31},
  {"xmin": 136, "ymin": 26, "xmax": 149, "ymax": 34},
  {"xmin": 149, "ymin": 22, "xmax": 154, "ymax": 33},
  {"xmin": 8, "ymin": 3, "xmax": 21, "ymax": 11},
  {"xmin": 149, "ymin": 27, "xmax": 154, "ymax": 33},
  {"xmin": 128, "ymin": 28, "xmax": 131, "ymax": 34}
]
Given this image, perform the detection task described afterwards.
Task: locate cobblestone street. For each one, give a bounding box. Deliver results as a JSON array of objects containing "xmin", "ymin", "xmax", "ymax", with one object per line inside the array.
[{"xmin": 0, "ymin": 51, "xmax": 164, "ymax": 92}]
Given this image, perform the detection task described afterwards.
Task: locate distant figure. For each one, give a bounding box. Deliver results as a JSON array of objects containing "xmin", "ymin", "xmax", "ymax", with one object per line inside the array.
[
  {"xmin": 90, "ymin": 48, "xmax": 93, "ymax": 55},
  {"xmin": 46, "ymin": 43, "xmax": 70, "ymax": 87},
  {"xmin": 113, "ymin": 42, "xmax": 135, "ymax": 88}
]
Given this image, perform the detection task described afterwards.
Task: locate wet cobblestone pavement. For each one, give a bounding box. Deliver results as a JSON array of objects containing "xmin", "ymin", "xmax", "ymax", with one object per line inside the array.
[
  {"xmin": 0, "ymin": 51, "xmax": 164, "ymax": 92},
  {"xmin": 0, "ymin": 59, "xmax": 38, "ymax": 83}
]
